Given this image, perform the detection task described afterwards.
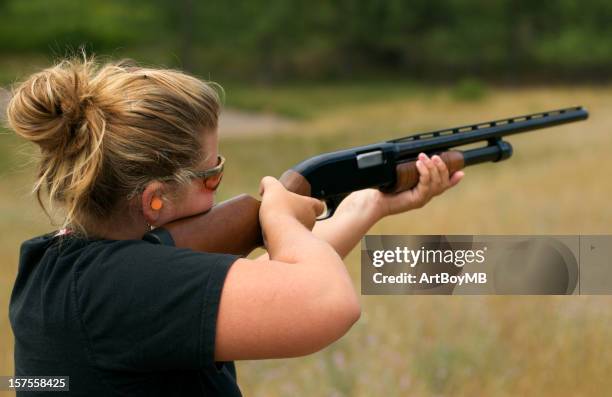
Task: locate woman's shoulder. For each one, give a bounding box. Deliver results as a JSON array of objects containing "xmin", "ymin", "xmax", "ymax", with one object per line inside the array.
[
  {"xmin": 72, "ymin": 234, "xmax": 240, "ymax": 276},
  {"xmin": 20, "ymin": 230, "xmax": 64, "ymax": 254},
  {"xmin": 19, "ymin": 229, "xmax": 240, "ymax": 278},
  {"xmin": 58, "ymin": 231, "xmax": 240, "ymax": 324},
  {"xmin": 18, "ymin": 230, "xmax": 70, "ymax": 270}
]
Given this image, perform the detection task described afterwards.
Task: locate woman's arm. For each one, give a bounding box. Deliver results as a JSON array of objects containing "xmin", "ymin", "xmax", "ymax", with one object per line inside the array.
[{"xmin": 214, "ymin": 177, "xmax": 360, "ymax": 361}]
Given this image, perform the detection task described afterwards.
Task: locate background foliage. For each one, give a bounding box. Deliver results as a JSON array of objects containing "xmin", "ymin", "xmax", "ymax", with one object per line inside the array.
[{"xmin": 1, "ymin": 0, "xmax": 612, "ymax": 82}]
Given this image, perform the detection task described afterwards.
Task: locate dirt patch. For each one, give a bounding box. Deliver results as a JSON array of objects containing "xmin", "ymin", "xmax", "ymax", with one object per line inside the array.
[{"xmin": 218, "ymin": 108, "xmax": 296, "ymax": 137}]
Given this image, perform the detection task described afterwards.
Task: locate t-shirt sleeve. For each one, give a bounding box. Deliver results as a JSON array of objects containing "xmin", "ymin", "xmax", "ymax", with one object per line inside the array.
[{"xmin": 74, "ymin": 240, "xmax": 239, "ymax": 371}]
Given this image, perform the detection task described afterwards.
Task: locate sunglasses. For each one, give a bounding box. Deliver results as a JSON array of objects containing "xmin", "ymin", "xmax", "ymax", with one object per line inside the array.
[{"xmin": 192, "ymin": 155, "xmax": 225, "ymax": 190}]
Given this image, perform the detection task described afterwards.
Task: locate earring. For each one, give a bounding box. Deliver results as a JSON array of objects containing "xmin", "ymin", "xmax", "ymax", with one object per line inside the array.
[{"xmin": 146, "ymin": 222, "xmax": 154, "ymax": 231}]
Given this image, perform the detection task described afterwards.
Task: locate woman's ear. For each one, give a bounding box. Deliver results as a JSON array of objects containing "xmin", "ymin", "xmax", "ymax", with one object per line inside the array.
[{"xmin": 141, "ymin": 181, "xmax": 166, "ymax": 226}]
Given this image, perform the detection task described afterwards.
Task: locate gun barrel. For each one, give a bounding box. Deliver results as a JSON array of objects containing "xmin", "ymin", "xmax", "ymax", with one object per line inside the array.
[{"xmin": 392, "ymin": 106, "xmax": 588, "ymax": 158}]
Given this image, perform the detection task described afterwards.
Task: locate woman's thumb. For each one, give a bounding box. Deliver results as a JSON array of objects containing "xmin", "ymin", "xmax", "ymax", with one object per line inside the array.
[
  {"xmin": 259, "ymin": 176, "xmax": 280, "ymax": 196},
  {"xmin": 310, "ymin": 197, "xmax": 326, "ymax": 217}
]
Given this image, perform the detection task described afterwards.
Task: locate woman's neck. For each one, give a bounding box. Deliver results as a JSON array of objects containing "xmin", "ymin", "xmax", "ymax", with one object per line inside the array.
[{"xmin": 79, "ymin": 212, "xmax": 149, "ymax": 240}]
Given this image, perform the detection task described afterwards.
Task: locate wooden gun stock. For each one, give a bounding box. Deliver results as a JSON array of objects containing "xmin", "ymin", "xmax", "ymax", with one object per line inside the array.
[
  {"xmin": 161, "ymin": 194, "xmax": 263, "ymax": 256},
  {"xmin": 159, "ymin": 170, "xmax": 312, "ymax": 256}
]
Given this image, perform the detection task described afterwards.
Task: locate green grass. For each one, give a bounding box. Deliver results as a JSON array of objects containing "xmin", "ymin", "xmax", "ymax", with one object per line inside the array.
[{"xmin": 2, "ymin": 84, "xmax": 611, "ymax": 396}]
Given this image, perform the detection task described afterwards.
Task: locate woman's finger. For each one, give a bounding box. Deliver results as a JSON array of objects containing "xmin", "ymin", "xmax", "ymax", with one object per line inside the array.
[
  {"xmin": 449, "ymin": 171, "xmax": 465, "ymax": 187},
  {"xmin": 259, "ymin": 176, "xmax": 282, "ymax": 197},
  {"xmin": 415, "ymin": 158, "xmax": 431, "ymax": 198},
  {"xmin": 424, "ymin": 154, "xmax": 441, "ymax": 192},
  {"xmin": 433, "ymin": 155, "xmax": 450, "ymax": 189},
  {"xmin": 310, "ymin": 197, "xmax": 325, "ymax": 217}
]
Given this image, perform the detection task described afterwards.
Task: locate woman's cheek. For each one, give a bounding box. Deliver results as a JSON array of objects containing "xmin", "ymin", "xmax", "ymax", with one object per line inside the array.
[
  {"xmin": 201, "ymin": 192, "xmax": 214, "ymax": 211},
  {"xmin": 192, "ymin": 187, "xmax": 214, "ymax": 213}
]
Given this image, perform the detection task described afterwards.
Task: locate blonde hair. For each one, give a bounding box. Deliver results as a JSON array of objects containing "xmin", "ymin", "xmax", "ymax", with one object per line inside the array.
[{"xmin": 6, "ymin": 56, "xmax": 221, "ymax": 237}]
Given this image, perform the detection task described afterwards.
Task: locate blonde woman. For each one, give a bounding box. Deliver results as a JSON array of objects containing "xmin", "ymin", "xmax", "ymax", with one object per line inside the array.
[{"xmin": 6, "ymin": 57, "xmax": 463, "ymax": 396}]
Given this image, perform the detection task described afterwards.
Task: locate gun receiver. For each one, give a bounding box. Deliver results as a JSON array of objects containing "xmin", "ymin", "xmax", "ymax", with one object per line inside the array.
[{"xmin": 149, "ymin": 106, "xmax": 588, "ymax": 256}]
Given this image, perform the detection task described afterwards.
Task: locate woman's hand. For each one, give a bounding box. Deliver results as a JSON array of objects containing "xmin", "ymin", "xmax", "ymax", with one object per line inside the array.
[
  {"xmin": 259, "ymin": 176, "xmax": 324, "ymax": 232},
  {"xmin": 334, "ymin": 153, "xmax": 464, "ymax": 222},
  {"xmin": 381, "ymin": 152, "xmax": 464, "ymax": 216}
]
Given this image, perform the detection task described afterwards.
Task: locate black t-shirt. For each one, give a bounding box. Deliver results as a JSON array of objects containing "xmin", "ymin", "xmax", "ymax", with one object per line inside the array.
[{"xmin": 9, "ymin": 229, "xmax": 242, "ymax": 396}]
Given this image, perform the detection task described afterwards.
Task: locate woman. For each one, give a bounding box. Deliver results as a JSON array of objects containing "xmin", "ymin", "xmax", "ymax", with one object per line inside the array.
[{"xmin": 6, "ymin": 57, "xmax": 463, "ymax": 396}]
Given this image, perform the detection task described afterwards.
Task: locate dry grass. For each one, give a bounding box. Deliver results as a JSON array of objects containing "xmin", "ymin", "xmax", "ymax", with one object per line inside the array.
[{"xmin": 1, "ymin": 86, "xmax": 611, "ymax": 396}]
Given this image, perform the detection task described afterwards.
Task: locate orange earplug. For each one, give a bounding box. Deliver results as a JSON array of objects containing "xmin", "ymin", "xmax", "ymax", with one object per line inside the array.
[{"xmin": 151, "ymin": 197, "xmax": 163, "ymax": 211}]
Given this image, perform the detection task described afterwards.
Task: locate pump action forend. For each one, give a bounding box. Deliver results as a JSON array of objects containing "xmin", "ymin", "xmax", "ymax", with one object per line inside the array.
[{"xmin": 150, "ymin": 106, "xmax": 588, "ymax": 256}]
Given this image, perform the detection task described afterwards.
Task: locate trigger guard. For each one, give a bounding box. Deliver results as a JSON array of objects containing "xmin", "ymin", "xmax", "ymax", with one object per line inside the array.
[{"xmin": 316, "ymin": 199, "xmax": 335, "ymax": 220}]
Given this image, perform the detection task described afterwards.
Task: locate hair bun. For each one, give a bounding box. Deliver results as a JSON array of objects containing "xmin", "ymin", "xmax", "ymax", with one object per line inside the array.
[{"xmin": 7, "ymin": 59, "xmax": 100, "ymax": 156}]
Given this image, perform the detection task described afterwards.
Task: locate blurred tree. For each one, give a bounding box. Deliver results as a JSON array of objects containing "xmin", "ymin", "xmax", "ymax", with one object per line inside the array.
[{"xmin": 1, "ymin": 0, "xmax": 612, "ymax": 82}]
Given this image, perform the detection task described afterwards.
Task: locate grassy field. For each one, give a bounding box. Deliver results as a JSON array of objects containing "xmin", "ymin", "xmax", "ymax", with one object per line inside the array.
[{"xmin": 1, "ymin": 83, "xmax": 611, "ymax": 396}]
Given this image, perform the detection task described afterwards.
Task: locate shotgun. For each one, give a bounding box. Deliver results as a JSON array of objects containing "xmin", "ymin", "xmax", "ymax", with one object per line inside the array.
[{"xmin": 143, "ymin": 106, "xmax": 588, "ymax": 255}]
